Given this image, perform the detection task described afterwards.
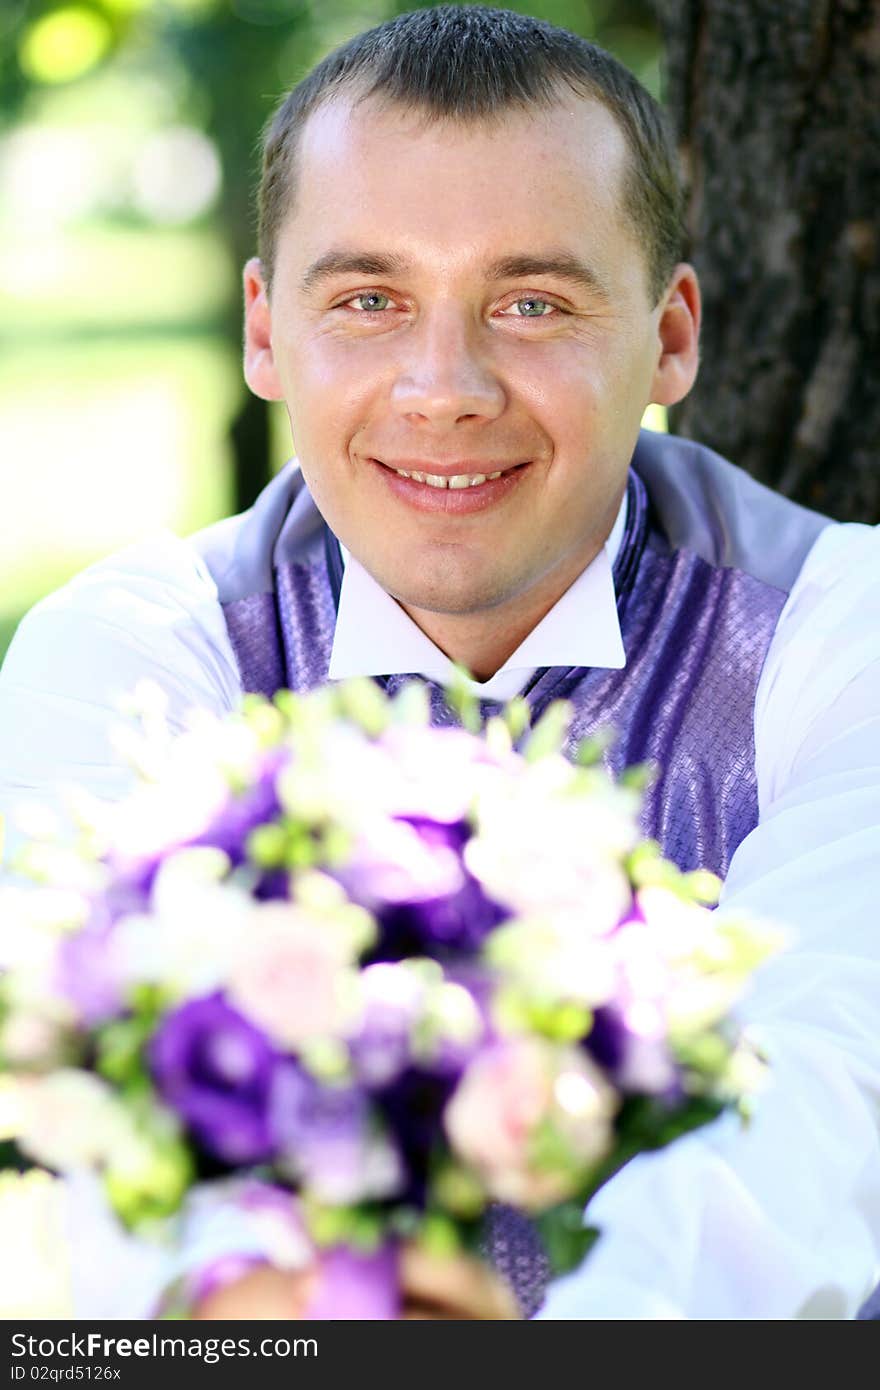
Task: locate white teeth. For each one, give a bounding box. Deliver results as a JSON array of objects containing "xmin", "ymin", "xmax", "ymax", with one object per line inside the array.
[{"xmin": 388, "ymin": 465, "xmax": 512, "ymax": 487}]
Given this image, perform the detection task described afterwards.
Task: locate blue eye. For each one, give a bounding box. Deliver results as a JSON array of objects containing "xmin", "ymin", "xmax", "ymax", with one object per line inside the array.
[
  {"xmin": 512, "ymin": 298, "xmax": 552, "ymax": 317},
  {"xmin": 352, "ymin": 292, "xmax": 391, "ymax": 312}
]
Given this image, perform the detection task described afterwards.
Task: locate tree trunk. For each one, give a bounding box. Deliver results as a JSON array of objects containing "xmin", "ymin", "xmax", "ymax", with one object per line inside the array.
[{"xmin": 654, "ymin": 0, "xmax": 880, "ymax": 522}]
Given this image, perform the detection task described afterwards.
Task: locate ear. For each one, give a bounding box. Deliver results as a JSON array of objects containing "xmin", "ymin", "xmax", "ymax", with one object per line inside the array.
[
  {"xmin": 243, "ymin": 257, "xmax": 284, "ymax": 401},
  {"xmin": 648, "ymin": 263, "xmax": 701, "ymax": 408}
]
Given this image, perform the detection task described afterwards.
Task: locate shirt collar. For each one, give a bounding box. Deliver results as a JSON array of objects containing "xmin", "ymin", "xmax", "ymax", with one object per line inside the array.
[{"xmin": 327, "ymin": 486, "xmax": 627, "ymax": 700}]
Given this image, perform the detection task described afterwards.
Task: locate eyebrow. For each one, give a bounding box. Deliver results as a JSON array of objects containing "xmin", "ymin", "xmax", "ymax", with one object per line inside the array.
[{"xmin": 299, "ymin": 248, "xmax": 610, "ymax": 300}]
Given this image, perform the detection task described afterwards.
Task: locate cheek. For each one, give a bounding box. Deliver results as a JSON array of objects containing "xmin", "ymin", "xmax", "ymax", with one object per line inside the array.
[
  {"xmin": 280, "ymin": 334, "xmax": 383, "ymax": 424},
  {"xmin": 504, "ymin": 337, "xmax": 604, "ymax": 410}
]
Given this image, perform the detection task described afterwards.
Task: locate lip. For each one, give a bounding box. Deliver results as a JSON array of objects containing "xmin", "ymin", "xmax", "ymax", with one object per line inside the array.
[
  {"xmin": 369, "ymin": 457, "xmax": 531, "ymax": 515},
  {"xmin": 378, "ymin": 460, "xmax": 523, "ymax": 478}
]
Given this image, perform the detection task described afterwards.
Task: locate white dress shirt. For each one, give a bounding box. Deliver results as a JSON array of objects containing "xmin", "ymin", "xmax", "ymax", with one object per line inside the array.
[
  {"xmin": 328, "ymin": 489, "xmax": 628, "ymax": 698},
  {"xmin": 1, "ymin": 492, "xmax": 880, "ymax": 1319}
]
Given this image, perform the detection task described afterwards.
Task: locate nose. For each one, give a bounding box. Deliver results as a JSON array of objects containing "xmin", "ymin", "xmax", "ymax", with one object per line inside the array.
[{"xmin": 389, "ymin": 306, "xmax": 506, "ymax": 427}]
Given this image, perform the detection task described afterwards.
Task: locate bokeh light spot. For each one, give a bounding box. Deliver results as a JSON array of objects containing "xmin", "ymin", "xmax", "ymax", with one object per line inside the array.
[
  {"xmin": 19, "ymin": 7, "xmax": 113, "ymax": 86},
  {"xmin": 131, "ymin": 127, "xmax": 222, "ymax": 224},
  {"xmin": 641, "ymin": 403, "xmax": 668, "ymax": 433}
]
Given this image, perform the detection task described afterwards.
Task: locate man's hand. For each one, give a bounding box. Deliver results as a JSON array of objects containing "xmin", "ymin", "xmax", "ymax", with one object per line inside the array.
[
  {"xmin": 193, "ymin": 1263, "xmax": 319, "ymax": 1320},
  {"xmin": 399, "ymin": 1243, "xmax": 520, "ymax": 1319},
  {"xmin": 193, "ymin": 1242, "xmax": 520, "ymax": 1320}
]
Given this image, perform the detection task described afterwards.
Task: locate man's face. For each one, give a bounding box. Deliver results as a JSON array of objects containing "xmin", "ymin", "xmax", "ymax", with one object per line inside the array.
[{"xmin": 247, "ymin": 95, "xmax": 688, "ymax": 619}]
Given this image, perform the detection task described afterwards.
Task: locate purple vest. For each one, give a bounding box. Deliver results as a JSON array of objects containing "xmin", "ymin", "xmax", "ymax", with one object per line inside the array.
[{"xmin": 192, "ymin": 429, "xmax": 832, "ymax": 1314}]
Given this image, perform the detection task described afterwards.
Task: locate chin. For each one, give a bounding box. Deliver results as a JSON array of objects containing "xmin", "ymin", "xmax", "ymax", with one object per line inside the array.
[{"xmin": 386, "ymin": 572, "xmax": 511, "ymax": 617}]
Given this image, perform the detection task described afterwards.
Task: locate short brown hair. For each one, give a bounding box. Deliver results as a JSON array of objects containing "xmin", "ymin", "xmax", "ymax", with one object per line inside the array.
[{"xmin": 258, "ymin": 5, "xmax": 683, "ymax": 305}]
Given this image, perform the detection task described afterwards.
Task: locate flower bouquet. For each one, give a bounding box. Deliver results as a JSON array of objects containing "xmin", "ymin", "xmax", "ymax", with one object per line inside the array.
[{"xmin": 0, "ymin": 677, "xmax": 778, "ymax": 1319}]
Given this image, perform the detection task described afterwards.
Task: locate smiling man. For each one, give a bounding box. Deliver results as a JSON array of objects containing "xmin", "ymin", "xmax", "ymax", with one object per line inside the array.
[
  {"xmin": 2, "ymin": 6, "xmax": 880, "ymax": 1320},
  {"xmin": 243, "ymin": 87, "xmax": 696, "ymax": 684}
]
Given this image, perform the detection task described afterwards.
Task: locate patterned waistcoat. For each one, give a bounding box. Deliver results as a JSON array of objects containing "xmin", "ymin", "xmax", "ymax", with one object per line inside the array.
[{"xmin": 192, "ymin": 429, "xmax": 831, "ymax": 1314}]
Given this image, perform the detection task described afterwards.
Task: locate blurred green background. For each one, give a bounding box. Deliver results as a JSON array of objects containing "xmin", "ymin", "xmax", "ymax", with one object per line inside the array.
[{"xmin": 0, "ymin": 0, "xmax": 663, "ymax": 663}]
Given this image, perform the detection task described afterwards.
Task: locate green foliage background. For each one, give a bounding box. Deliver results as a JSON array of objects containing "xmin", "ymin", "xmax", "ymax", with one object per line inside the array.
[{"xmin": 0, "ymin": 0, "xmax": 662, "ymax": 663}]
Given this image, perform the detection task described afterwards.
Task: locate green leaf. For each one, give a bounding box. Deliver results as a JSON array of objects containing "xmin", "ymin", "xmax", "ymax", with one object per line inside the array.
[
  {"xmin": 390, "ymin": 680, "xmax": 431, "ymax": 726},
  {"xmin": 103, "ymin": 1101, "xmax": 194, "ymax": 1229},
  {"xmin": 334, "ymin": 677, "xmax": 390, "ymax": 737},
  {"xmin": 430, "ymin": 1163, "xmax": 486, "ymax": 1219},
  {"xmin": 388, "ymin": 1205, "xmax": 422, "ymax": 1239},
  {"xmin": 417, "ymin": 1211, "xmax": 462, "ymax": 1258},
  {"xmin": 572, "ymin": 725, "xmax": 616, "ymax": 766},
  {"xmin": 682, "ymin": 869, "xmax": 722, "ymax": 906},
  {"xmin": 672, "ymin": 1031, "xmax": 732, "ymax": 1078},
  {"xmin": 272, "ymin": 689, "xmax": 302, "ymax": 724},
  {"xmin": 95, "ymin": 991, "xmax": 167, "ymax": 1090},
  {"xmin": 535, "ymin": 1203, "xmax": 601, "ymax": 1277},
  {"xmin": 245, "ymin": 821, "xmax": 289, "ymax": 868},
  {"xmin": 502, "ymin": 696, "xmax": 531, "ymax": 743},
  {"xmin": 618, "ymin": 759, "xmax": 658, "ymax": 793},
  {"xmin": 306, "ymin": 1204, "xmax": 352, "ymax": 1248},
  {"xmin": 522, "ymin": 700, "xmax": 574, "ymax": 762},
  {"xmin": 444, "ymin": 666, "xmax": 483, "ymax": 734}
]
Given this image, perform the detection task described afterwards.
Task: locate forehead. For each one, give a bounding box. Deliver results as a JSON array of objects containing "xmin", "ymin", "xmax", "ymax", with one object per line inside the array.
[{"xmin": 282, "ymin": 93, "xmax": 635, "ymax": 275}]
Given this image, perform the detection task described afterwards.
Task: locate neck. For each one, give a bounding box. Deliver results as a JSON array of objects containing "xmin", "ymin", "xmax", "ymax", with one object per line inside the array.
[{"xmin": 398, "ymin": 539, "xmax": 604, "ymax": 684}]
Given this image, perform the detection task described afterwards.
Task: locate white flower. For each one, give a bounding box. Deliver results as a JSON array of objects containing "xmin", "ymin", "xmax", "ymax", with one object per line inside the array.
[
  {"xmin": 466, "ymin": 826, "xmax": 632, "ymax": 930},
  {"xmin": 12, "ymin": 1070, "xmax": 133, "ymax": 1173},
  {"xmin": 465, "ymin": 757, "xmax": 638, "ymax": 926},
  {"xmin": 276, "ymin": 724, "xmax": 393, "ymax": 829},
  {"xmin": 629, "ymin": 888, "xmax": 766, "ymax": 1035},
  {"xmin": 487, "ymin": 911, "xmax": 619, "ymax": 1008},
  {"xmin": 171, "ymin": 1180, "xmax": 314, "ymax": 1284},
  {"xmin": 99, "ymin": 704, "xmax": 269, "ymax": 861},
  {"xmin": 300, "ymin": 1128, "xmax": 406, "ymax": 1207},
  {"xmin": 0, "ymin": 883, "xmax": 91, "ymax": 969},
  {"xmin": 341, "ymin": 816, "xmax": 465, "ymax": 905},
  {"xmin": 63, "ymin": 1169, "xmax": 172, "ymax": 1319},
  {"xmin": 0, "ymin": 885, "xmax": 83, "ymax": 1024},
  {"xmin": 0, "ymin": 1009, "xmax": 67, "ymax": 1067},
  {"xmin": 422, "ymin": 980, "xmax": 484, "ymax": 1049},
  {"xmin": 376, "ymin": 725, "xmax": 514, "ymax": 824},
  {"xmin": 113, "ymin": 847, "xmax": 251, "ymax": 997},
  {"xmin": 0, "ymin": 1170, "xmax": 73, "ymax": 1317}
]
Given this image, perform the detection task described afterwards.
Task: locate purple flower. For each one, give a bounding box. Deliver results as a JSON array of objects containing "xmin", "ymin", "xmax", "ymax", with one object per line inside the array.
[
  {"xmin": 253, "ymin": 869, "xmax": 292, "ymax": 902},
  {"xmin": 585, "ymin": 1006, "xmax": 681, "ymax": 1099},
  {"xmin": 54, "ymin": 921, "xmax": 125, "ymax": 1026},
  {"xmin": 191, "ymin": 752, "xmax": 287, "ymax": 867},
  {"xmin": 150, "ymin": 995, "xmax": 279, "ymax": 1164},
  {"xmin": 268, "ymin": 1063, "xmax": 403, "ymax": 1205},
  {"xmin": 379, "ymin": 867, "xmax": 507, "ymax": 957},
  {"xmin": 338, "ymin": 815, "xmax": 510, "ymax": 961},
  {"xmin": 304, "ymin": 1244, "xmax": 400, "ymax": 1320},
  {"xmin": 334, "ymin": 816, "xmax": 464, "ymax": 907},
  {"xmin": 348, "ymin": 964, "xmax": 421, "ymax": 1088},
  {"xmin": 374, "ymin": 1067, "xmax": 460, "ymax": 1208},
  {"xmin": 106, "ymin": 751, "xmax": 289, "ymax": 896},
  {"xmin": 269, "ymin": 1062, "xmax": 364, "ymax": 1153}
]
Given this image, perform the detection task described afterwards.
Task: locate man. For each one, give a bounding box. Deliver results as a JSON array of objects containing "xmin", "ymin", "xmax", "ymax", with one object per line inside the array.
[{"xmin": 2, "ymin": 6, "xmax": 880, "ymax": 1318}]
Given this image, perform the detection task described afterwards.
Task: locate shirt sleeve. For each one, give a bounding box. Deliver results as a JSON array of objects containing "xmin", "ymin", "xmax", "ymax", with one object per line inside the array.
[
  {"xmin": 0, "ymin": 533, "xmax": 242, "ymax": 871},
  {"xmin": 537, "ymin": 519, "xmax": 880, "ymax": 1319}
]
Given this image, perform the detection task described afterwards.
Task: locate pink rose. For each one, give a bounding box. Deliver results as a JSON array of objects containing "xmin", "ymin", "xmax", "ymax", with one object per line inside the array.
[
  {"xmin": 444, "ymin": 1039, "xmax": 617, "ymax": 1210},
  {"xmin": 228, "ymin": 904, "xmax": 355, "ymax": 1048}
]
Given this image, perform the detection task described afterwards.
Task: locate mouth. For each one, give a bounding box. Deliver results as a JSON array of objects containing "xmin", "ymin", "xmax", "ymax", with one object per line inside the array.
[
  {"xmin": 369, "ymin": 457, "xmax": 532, "ymax": 515},
  {"xmin": 376, "ymin": 460, "xmax": 527, "ymax": 489}
]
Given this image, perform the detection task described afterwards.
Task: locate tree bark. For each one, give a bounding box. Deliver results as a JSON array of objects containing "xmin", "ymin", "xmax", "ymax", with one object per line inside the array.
[{"xmin": 654, "ymin": 0, "xmax": 880, "ymax": 522}]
